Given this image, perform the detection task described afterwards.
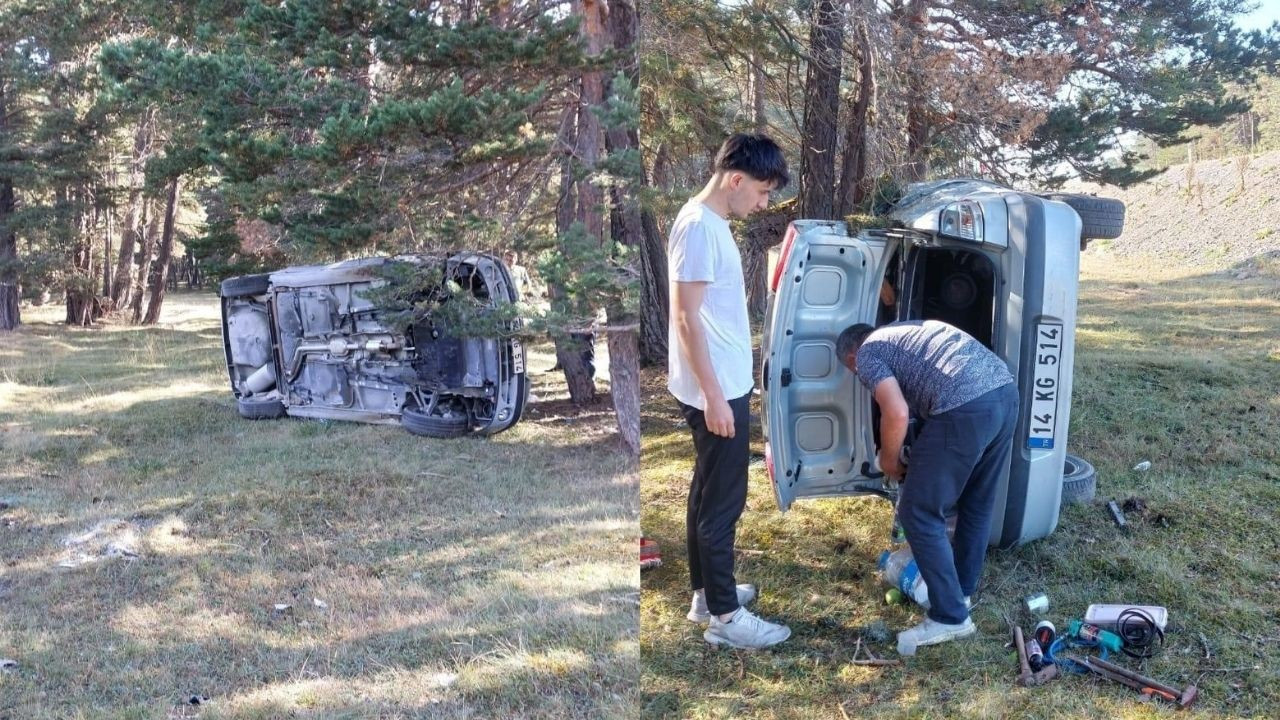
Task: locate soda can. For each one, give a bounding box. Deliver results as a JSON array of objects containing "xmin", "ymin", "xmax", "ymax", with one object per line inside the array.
[{"xmin": 1024, "ymin": 592, "xmax": 1050, "ymax": 615}]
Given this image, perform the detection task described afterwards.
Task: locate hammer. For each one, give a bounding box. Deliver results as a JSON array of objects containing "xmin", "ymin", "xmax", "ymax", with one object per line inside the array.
[{"xmin": 1085, "ymin": 656, "xmax": 1199, "ymax": 709}]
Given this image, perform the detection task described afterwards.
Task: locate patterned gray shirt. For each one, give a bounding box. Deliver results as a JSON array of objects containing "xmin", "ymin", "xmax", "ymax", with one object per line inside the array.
[{"xmin": 855, "ymin": 320, "xmax": 1014, "ymax": 417}]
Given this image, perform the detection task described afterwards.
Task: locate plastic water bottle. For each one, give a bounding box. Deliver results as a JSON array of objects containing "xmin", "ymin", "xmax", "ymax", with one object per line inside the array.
[{"xmin": 878, "ymin": 548, "xmax": 931, "ymax": 607}]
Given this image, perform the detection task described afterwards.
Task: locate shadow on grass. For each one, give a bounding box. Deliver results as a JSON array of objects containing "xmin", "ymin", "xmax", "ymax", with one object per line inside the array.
[{"xmin": 1, "ymin": 296, "xmax": 638, "ymax": 719}]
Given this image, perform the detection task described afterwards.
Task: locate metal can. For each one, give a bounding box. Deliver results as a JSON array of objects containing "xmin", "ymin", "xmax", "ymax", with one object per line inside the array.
[
  {"xmin": 1034, "ymin": 620, "xmax": 1056, "ymax": 648},
  {"xmin": 1024, "ymin": 592, "xmax": 1050, "ymax": 615}
]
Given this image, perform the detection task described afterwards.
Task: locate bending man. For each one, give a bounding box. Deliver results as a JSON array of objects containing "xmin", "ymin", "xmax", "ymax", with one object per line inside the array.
[{"xmin": 837, "ymin": 319, "xmax": 1017, "ymax": 651}]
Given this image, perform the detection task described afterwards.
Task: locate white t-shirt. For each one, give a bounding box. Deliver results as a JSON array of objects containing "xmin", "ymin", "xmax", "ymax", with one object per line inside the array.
[{"xmin": 667, "ymin": 200, "xmax": 754, "ymax": 409}]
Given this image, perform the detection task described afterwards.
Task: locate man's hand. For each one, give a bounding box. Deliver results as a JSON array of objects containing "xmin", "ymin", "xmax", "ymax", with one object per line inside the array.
[
  {"xmin": 879, "ymin": 447, "xmax": 905, "ymax": 480},
  {"xmin": 873, "ymin": 377, "xmax": 910, "ymax": 480},
  {"xmin": 704, "ymin": 396, "xmax": 736, "ymax": 438}
]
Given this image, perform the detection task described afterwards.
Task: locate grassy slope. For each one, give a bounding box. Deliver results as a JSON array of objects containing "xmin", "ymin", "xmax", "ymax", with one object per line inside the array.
[
  {"xmin": 0, "ymin": 292, "xmax": 637, "ymax": 719},
  {"xmin": 640, "ymin": 255, "xmax": 1280, "ymax": 719}
]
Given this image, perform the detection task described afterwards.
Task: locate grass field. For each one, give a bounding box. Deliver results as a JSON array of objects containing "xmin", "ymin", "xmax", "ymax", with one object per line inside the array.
[
  {"xmin": 0, "ymin": 292, "xmax": 638, "ymax": 719},
  {"xmin": 639, "ymin": 253, "xmax": 1280, "ymax": 719}
]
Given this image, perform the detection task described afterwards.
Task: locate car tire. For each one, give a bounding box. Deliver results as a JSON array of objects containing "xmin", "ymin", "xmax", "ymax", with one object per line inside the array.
[
  {"xmin": 220, "ymin": 273, "xmax": 271, "ymax": 298},
  {"xmin": 1040, "ymin": 193, "xmax": 1125, "ymax": 245},
  {"xmin": 237, "ymin": 396, "xmax": 286, "ymax": 420},
  {"xmin": 402, "ymin": 407, "xmax": 471, "ymax": 439},
  {"xmin": 1062, "ymin": 453, "xmax": 1097, "ymax": 504}
]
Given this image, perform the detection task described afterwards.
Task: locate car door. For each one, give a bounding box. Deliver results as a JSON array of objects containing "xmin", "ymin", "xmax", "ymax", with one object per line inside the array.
[{"xmin": 762, "ymin": 222, "xmax": 895, "ymax": 511}]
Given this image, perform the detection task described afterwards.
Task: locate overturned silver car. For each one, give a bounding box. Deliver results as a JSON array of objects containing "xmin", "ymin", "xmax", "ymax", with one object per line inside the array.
[{"xmin": 219, "ymin": 253, "xmax": 528, "ymax": 438}]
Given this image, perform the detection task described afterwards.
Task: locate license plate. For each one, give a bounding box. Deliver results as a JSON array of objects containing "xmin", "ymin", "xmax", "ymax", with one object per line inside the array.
[
  {"xmin": 1027, "ymin": 322, "xmax": 1063, "ymax": 449},
  {"xmin": 510, "ymin": 339, "xmax": 525, "ymax": 374}
]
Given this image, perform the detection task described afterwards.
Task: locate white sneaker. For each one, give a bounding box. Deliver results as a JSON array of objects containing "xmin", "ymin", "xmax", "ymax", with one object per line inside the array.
[
  {"xmin": 687, "ymin": 584, "xmax": 758, "ymax": 624},
  {"xmin": 704, "ymin": 607, "xmax": 791, "ymax": 649},
  {"xmin": 896, "ymin": 616, "xmax": 976, "ymax": 656}
]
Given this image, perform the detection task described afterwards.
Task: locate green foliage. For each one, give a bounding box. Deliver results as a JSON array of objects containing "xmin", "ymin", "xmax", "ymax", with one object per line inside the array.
[
  {"xmin": 1014, "ymin": 0, "xmax": 1279, "ymax": 186},
  {"xmin": 1137, "ymin": 74, "xmax": 1280, "ymax": 169},
  {"xmin": 358, "ymin": 258, "xmax": 525, "ymax": 340}
]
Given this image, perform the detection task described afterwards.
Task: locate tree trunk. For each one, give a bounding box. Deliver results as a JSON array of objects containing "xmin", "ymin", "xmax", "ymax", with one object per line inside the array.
[
  {"xmin": 743, "ymin": 199, "xmax": 796, "ymax": 318},
  {"xmin": 903, "ymin": 0, "xmax": 930, "ymax": 183},
  {"xmin": 0, "ymin": 80, "xmax": 20, "ymax": 331},
  {"xmin": 550, "ymin": 100, "xmax": 597, "ymax": 403},
  {"xmin": 552, "ymin": 0, "xmax": 610, "ymax": 406},
  {"xmin": 798, "ymin": 0, "xmax": 844, "ymax": 220},
  {"xmin": 837, "ymin": 14, "xmax": 877, "ymax": 216},
  {"xmin": 66, "ymin": 187, "xmax": 101, "ymax": 326},
  {"xmin": 749, "ymin": 48, "xmax": 767, "ymax": 133},
  {"xmin": 103, "ymin": 202, "xmax": 112, "ymax": 297},
  {"xmin": 143, "ymin": 175, "xmax": 181, "ymax": 325},
  {"xmin": 638, "ymin": 207, "xmax": 668, "ymax": 365},
  {"xmin": 574, "ymin": 0, "xmax": 605, "ymax": 244},
  {"xmin": 600, "ymin": 0, "xmax": 644, "ymax": 457},
  {"xmin": 130, "ymin": 199, "xmax": 161, "ymax": 323},
  {"xmin": 111, "ymin": 107, "xmax": 155, "ymax": 310}
]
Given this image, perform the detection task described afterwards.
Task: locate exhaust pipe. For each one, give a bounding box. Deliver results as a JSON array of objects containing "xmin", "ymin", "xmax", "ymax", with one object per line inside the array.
[{"xmin": 243, "ymin": 363, "xmax": 277, "ymax": 395}]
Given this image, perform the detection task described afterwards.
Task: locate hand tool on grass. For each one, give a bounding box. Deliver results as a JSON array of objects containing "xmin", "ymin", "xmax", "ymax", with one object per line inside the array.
[
  {"xmin": 1064, "ymin": 654, "xmax": 1198, "ymax": 709},
  {"xmin": 1013, "ymin": 625, "xmax": 1060, "ymax": 686}
]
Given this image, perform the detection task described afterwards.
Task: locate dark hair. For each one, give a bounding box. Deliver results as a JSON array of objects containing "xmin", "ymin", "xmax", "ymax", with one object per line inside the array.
[
  {"xmin": 713, "ymin": 133, "xmax": 789, "ymax": 188},
  {"xmin": 836, "ymin": 323, "xmax": 876, "ymax": 362}
]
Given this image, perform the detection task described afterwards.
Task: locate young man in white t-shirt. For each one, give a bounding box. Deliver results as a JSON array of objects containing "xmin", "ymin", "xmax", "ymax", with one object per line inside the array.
[{"xmin": 668, "ymin": 133, "xmax": 791, "ymax": 649}]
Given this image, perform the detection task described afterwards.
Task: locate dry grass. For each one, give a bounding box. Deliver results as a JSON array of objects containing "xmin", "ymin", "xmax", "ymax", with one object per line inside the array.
[
  {"xmin": 0, "ymin": 292, "xmax": 638, "ymax": 719},
  {"xmin": 639, "ymin": 254, "xmax": 1280, "ymax": 719}
]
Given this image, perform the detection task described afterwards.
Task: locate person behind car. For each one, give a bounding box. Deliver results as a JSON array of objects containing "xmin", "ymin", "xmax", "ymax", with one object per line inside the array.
[
  {"xmin": 504, "ymin": 250, "xmax": 533, "ymax": 300},
  {"xmin": 668, "ymin": 133, "xmax": 791, "ymax": 649},
  {"xmin": 836, "ymin": 319, "xmax": 1017, "ymax": 652}
]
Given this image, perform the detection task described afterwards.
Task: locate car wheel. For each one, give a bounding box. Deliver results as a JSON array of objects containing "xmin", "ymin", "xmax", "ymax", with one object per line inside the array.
[
  {"xmin": 220, "ymin": 273, "xmax": 271, "ymax": 298},
  {"xmin": 237, "ymin": 396, "xmax": 286, "ymax": 420},
  {"xmin": 1062, "ymin": 453, "xmax": 1097, "ymax": 504},
  {"xmin": 401, "ymin": 406, "xmax": 471, "ymax": 439},
  {"xmin": 1040, "ymin": 193, "xmax": 1125, "ymax": 243}
]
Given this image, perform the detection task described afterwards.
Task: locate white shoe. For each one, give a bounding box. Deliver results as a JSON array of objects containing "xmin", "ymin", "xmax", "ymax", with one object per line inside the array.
[
  {"xmin": 687, "ymin": 584, "xmax": 758, "ymax": 624},
  {"xmin": 896, "ymin": 616, "xmax": 976, "ymax": 656},
  {"xmin": 704, "ymin": 607, "xmax": 791, "ymax": 649}
]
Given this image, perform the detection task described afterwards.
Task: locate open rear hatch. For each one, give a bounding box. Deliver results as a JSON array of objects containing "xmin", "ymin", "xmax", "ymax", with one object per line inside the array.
[{"xmin": 762, "ymin": 221, "xmax": 895, "ymax": 511}]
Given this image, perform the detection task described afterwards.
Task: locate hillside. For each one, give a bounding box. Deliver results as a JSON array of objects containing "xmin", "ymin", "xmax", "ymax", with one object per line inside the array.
[
  {"xmin": 1137, "ymin": 74, "xmax": 1280, "ymax": 169},
  {"xmin": 1067, "ymin": 148, "xmax": 1280, "ymax": 275}
]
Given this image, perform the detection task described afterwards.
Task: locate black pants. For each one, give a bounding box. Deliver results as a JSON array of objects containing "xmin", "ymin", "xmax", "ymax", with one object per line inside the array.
[{"xmin": 679, "ymin": 393, "xmax": 751, "ymax": 615}]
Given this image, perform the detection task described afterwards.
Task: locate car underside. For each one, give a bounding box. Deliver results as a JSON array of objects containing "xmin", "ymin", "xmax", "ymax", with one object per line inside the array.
[{"xmin": 220, "ymin": 253, "xmax": 527, "ymax": 438}]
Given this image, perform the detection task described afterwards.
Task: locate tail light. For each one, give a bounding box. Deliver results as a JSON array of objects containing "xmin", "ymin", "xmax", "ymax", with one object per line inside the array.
[
  {"xmin": 769, "ymin": 223, "xmax": 799, "ymax": 292},
  {"xmin": 939, "ymin": 200, "xmax": 984, "ymax": 242}
]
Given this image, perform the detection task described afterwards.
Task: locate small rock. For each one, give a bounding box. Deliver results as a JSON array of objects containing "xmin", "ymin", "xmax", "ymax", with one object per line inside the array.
[
  {"xmin": 272, "ymin": 603, "xmax": 292, "ymax": 613},
  {"xmin": 1133, "ymin": 460, "xmax": 1152, "ymax": 471},
  {"xmin": 188, "ymin": 694, "xmax": 209, "ymax": 705},
  {"xmin": 0, "ymin": 658, "xmax": 17, "ymax": 671},
  {"xmin": 312, "ymin": 597, "xmax": 328, "ymax": 610}
]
